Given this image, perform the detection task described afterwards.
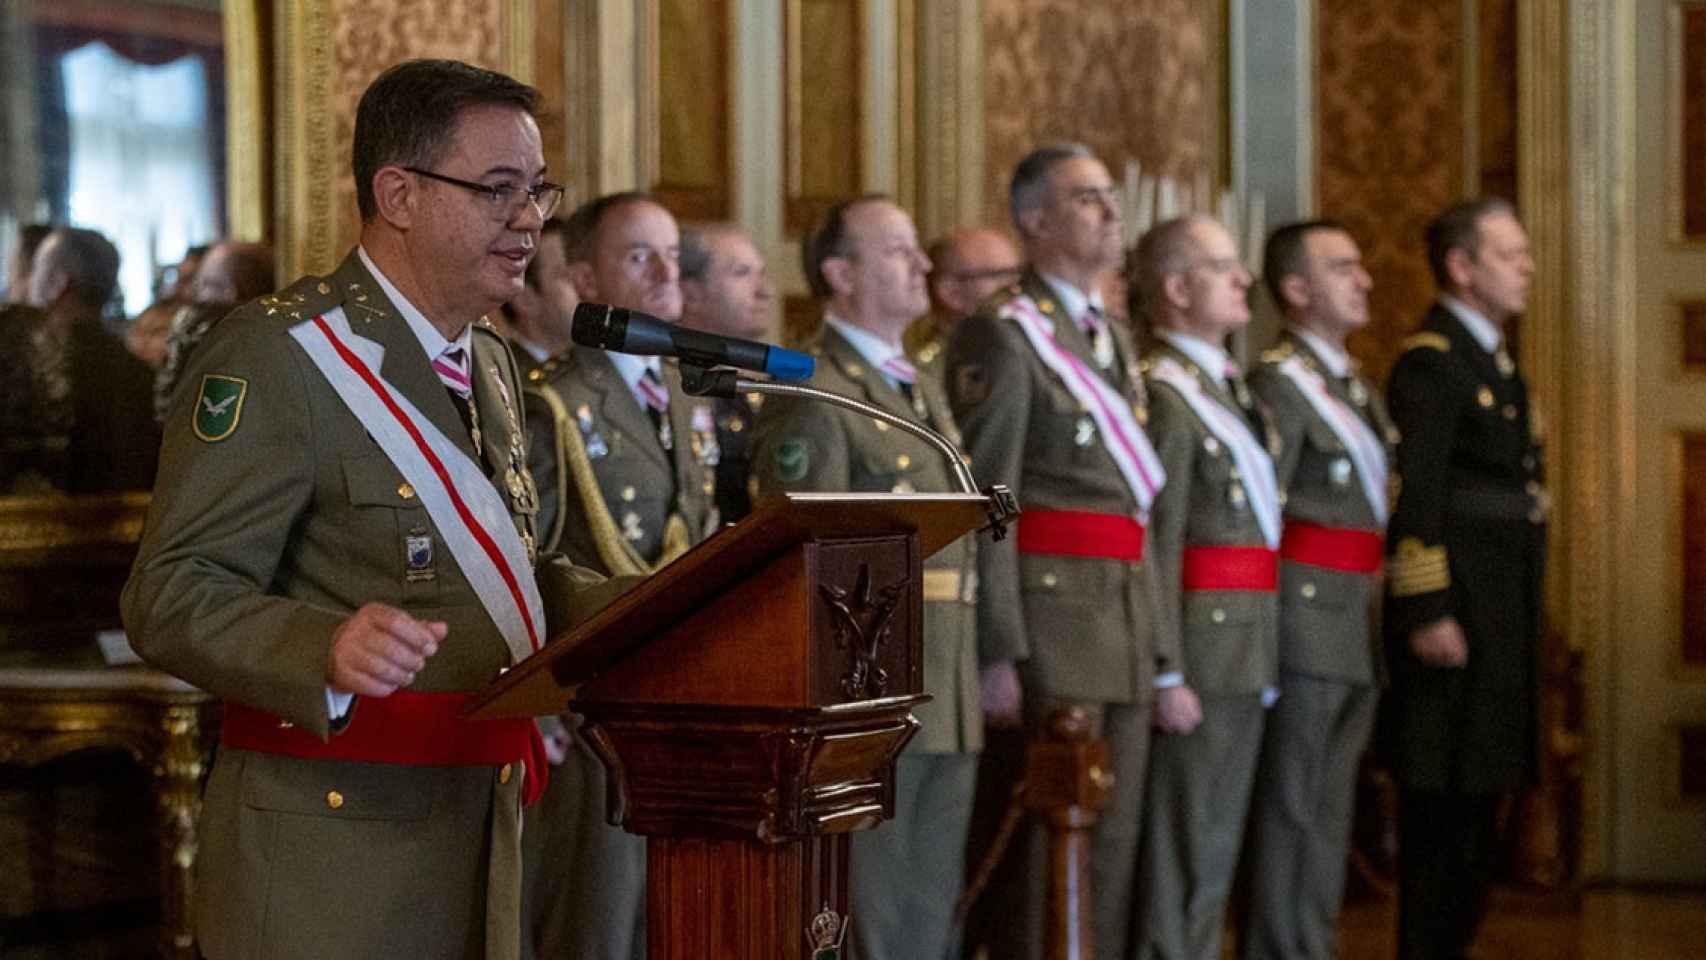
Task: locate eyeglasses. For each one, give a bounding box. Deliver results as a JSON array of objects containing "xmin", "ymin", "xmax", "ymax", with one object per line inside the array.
[{"xmin": 404, "ymin": 167, "xmax": 565, "ymax": 220}]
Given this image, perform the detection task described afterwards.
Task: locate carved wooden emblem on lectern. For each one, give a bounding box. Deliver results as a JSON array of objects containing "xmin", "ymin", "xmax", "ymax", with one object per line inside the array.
[{"xmin": 820, "ymin": 563, "xmax": 906, "ymax": 699}]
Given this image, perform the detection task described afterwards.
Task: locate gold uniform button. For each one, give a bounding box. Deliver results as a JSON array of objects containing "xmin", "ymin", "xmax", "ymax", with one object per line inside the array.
[
  {"xmin": 326, "ymin": 790, "xmax": 344, "ymax": 810},
  {"xmin": 621, "ymin": 486, "xmax": 637, "ymax": 502},
  {"xmin": 1300, "ymin": 583, "xmax": 1317, "ymax": 600},
  {"xmin": 896, "ymin": 454, "xmax": 911, "ymax": 469},
  {"xmin": 317, "ymin": 282, "xmax": 332, "ymax": 295},
  {"xmin": 398, "ymin": 482, "xmax": 415, "ymax": 500},
  {"xmin": 499, "ymin": 763, "xmax": 514, "ymax": 785},
  {"xmin": 277, "ymin": 719, "xmax": 294, "ymax": 729},
  {"xmin": 1041, "ymin": 572, "xmax": 1059, "ymax": 588},
  {"xmin": 873, "ymin": 419, "xmax": 890, "ymax": 432},
  {"xmin": 1503, "ymin": 404, "xmax": 1518, "ymax": 420},
  {"xmin": 1211, "ymin": 609, "xmax": 1227, "ymax": 624}
]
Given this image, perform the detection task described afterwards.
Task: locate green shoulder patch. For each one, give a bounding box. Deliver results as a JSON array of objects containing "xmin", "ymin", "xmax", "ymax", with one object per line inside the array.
[
  {"xmin": 775, "ymin": 438, "xmax": 810, "ymax": 482},
  {"xmin": 193, "ymin": 374, "xmax": 248, "ymax": 442}
]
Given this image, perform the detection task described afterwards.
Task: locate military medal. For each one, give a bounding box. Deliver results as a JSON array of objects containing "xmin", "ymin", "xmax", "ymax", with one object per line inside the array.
[
  {"xmin": 1330, "ymin": 457, "xmax": 1353, "ymax": 486},
  {"xmin": 807, "ymin": 906, "xmax": 848, "ymax": 959},
  {"xmin": 1495, "ymin": 350, "xmax": 1516, "ymax": 377},
  {"xmin": 622, "ymin": 511, "xmax": 644, "ymax": 542},
  {"xmin": 690, "ymin": 403, "xmax": 721, "ymax": 465},
  {"xmin": 404, "ymin": 528, "xmax": 436, "ymax": 582},
  {"xmin": 1348, "ymin": 378, "xmax": 1368, "ymax": 406},
  {"xmin": 577, "ymin": 404, "xmax": 609, "ymax": 459},
  {"xmin": 1229, "ymin": 482, "xmax": 1247, "ymax": 509},
  {"xmin": 1074, "ymin": 417, "xmax": 1096, "ymax": 447}
]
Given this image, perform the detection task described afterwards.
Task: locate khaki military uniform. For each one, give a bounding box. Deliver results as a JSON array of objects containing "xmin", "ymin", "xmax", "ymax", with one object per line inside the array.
[
  {"xmin": 520, "ymin": 347, "xmax": 717, "ymax": 960},
  {"xmin": 121, "ymin": 251, "xmax": 614, "ymax": 960},
  {"xmin": 944, "ymin": 271, "xmax": 1177, "ymax": 960},
  {"xmin": 1383, "ymin": 303, "xmax": 1546, "ymax": 960},
  {"xmin": 750, "ymin": 321, "xmax": 980, "ymax": 960},
  {"xmin": 1241, "ymin": 330, "xmax": 1396, "ymax": 960},
  {"xmin": 1136, "ymin": 336, "xmax": 1281, "ymax": 960}
]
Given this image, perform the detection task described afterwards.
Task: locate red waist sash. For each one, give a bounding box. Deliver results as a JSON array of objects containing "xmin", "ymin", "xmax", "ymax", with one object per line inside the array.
[
  {"xmin": 223, "ymin": 691, "xmax": 546, "ymax": 806},
  {"xmin": 1180, "ymin": 545, "xmax": 1279, "ymax": 592},
  {"xmin": 1016, "ymin": 509, "xmax": 1146, "ymax": 563},
  {"xmin": 1279, "ymin": 520, "xmax": 1384, "ymax": 574}
]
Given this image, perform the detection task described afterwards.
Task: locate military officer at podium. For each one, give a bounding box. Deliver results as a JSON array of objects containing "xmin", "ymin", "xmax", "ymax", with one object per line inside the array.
[
  {"xmin": 945, "ymin": 143, "xmax": 1175, "ymax": 959},
  {"xmin": 751, "ymin": 194, "xmax": 980, "ymax": 960},
  {"xmin": 521, "ymin": 191, "xmax": 718, "ymax": 960},
  {"xmin": 1130, "ymin": 214, "xmax": 1280, "ymax": 960},
  {"xmin": 1384, "ymin": 198, "xmax": 1544, "ymax": 960},
  {"xmin": 1242, "ymin": 220, "xmax": 1395, "ymax": 960},
  {"xmin": 122, "ymin": 59, "xmax": 622, "ymax": 960}
]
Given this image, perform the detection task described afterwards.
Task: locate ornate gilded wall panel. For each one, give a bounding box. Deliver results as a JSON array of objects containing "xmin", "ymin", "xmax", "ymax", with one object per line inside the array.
[
  {"xmin": 1317, "ymin": 1, "xmax": 1465, "ymax": 382},
  {"xmin": 1673, "ymin": 2, "xmax": 1706, "ymax": 241},
  {"xmin": 275, "ymin": 0, "xmax": 530, "ymax": 279},
  {"xmin": 653, "ymin": 0, "xmax": 731, "ymax": 221},
  {"xmin": 784, "ymin": 0, "xmax": 864, "ymax": 237},
  {"xmin": 981, "ymin": 0, "xmax": 1222, "ymax": 232},
  {"xmin": 1681, "ymin": 432, "xmax": 1706, "ymax": 668}
]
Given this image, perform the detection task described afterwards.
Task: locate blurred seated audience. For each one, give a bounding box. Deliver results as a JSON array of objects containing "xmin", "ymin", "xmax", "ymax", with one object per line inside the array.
[
  {"xmin": 152, "ymin": 240, "xmax": 276, "ymax": 423},
  {"xmin": 5, "ymin": 223, "xmax": 52, "ymax": 304},
  {"xmin": 3, "ymin": 226, "xmax": 159, "ymax": 493}
]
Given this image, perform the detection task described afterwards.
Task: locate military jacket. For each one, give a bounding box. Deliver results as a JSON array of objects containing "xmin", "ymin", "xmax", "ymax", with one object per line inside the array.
[
  {"xmin": 943, "ymin": 270, "xmax": 1177, "ymax": 704},
  {"xmin": 711, "ymin": 390, "xmax": 760, "ymax": 524},
  {"xmin": 524, "ymin": 347, "xmax": 718, "ymax": 575},
  {"xmin": 1382, "ymin": 303, "xmax": 1545, "ymax": 793},
  {"xmin": 121, "ymin": 251, "xmax": 612, "ymax": 960},
  {"xmin": 1249, "ymin": 331, "xmax": 1396, "ymax": 685},
  {"xmin": 1144, "ymin": 339, "xmax": 1281, "ymax": 696},
  {"xmin": 751, "ymin": 324, "xmax": 981, "ymax": 754}
]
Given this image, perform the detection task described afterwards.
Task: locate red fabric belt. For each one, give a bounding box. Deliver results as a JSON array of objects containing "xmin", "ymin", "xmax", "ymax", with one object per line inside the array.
[
  {"xmin": 1016, "ymin": 509, "xmax": 1146, "ymax": 563},
  {"xmin": 1180, "ymin": 545, "xmax": 1279, "ymax": 592},
  {"xmin": 222, "ymin": 691, "xmax": 547, "ymax": 806},
  {"xmin": 1279, "ymin": 520, "xmax": 1385, "ymax": 574}
]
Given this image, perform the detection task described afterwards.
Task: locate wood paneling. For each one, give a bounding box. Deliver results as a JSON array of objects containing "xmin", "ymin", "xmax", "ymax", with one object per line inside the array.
[
  {"xmin": 534, "ymin": 0, "xmax": 566, "ymax": 184},
  {"xmin": 654, "ymin": 0, "xmax": 730, "ymax": 221},
  {"xmin": 1683, "ymin": 301, "xmax": 1706, "ymax": 370},
  {"xmin": 1682, "ymin": 432, "xmax": 1706, "ymax": 666},
  {"xmin": 1318, "ymin": 1, "xmax": 1465, "ymax": 384},
  {"xmin": 784, "ymin": 0, "xmax": 863, "ymax": 237},
  {"xmin": 1681, "ymin": 725, "xmax": 1706, "ymax": 801},
  {"xmin": 981, "ymin": 0, "xmax": 1222, "ymax": 232},
  {"xmin": 1681, "ymin": 4, "xmax": 1706, "ymax": 239}
]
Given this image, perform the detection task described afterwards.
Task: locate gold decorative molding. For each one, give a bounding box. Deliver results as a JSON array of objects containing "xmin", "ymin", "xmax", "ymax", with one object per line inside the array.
[
  {"xmin": 274, "ymin": 0, "xmax": 337, "ymax": 281},
  {"xmin": 0, "ymin": 492, "xmax": 149, "ymax": 557},
  {"xmin": 223, "ymin": 0, "xmax": 268, "ymax": 244},
  {"xmin": 912, "ymin": 0, "xmax": 984, "ymax": 240}
]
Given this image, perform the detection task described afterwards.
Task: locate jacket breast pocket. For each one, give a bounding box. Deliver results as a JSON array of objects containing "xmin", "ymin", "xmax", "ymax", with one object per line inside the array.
[
  {"xmin": 238, "ymin": 750, "xmax": 434, "ymax": 822},
  {"xmin": 341, "ymin": 452, "xmax": 439, "ymax": 598},
  {"xmin": 1034, "ymin": 388, "xmax": 1105, "ymax": 467}
]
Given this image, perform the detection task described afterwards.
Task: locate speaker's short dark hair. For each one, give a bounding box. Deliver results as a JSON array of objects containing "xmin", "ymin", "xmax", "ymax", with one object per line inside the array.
[
  {"xmin": 558, "ymin": 191, "xmax": 658, "ymax": 264},
  {"xmin": 42, "ymin": 226, "xmax": 120, "ymax": 309},
  {"xmin": 352, "ymin": 59, "xmax": 539, "ymax": 222},
  {"xmin": 1261, "ymin": 219, "xmax": 1351, "ymax": 310},
  {"xmin": 801, "ymin": 194, "xmax": 891, "ymax": 298},
  {"xmin": 1425, "ymin": 197, "xmax": 1516, "ymax": 290}
]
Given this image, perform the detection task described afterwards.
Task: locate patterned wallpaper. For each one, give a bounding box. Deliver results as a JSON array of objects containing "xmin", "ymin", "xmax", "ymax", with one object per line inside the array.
[
  {"xmin": 1316, "ymin": 1, "xmax": 1465, "ymax": 383},
  {"xmin": 981, "ymin": 0, "xmax": 1221, "ymax": 231},
  {"xmin": 326, "ymin": 0, "xmax": 508, "ymax": 258}
]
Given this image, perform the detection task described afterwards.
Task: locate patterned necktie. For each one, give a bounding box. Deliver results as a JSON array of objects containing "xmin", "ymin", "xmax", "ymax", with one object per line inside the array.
[
  {"xmin": 880, "ymin": 356, "xmax": 917, "ymax": 386},
  {"xmin": 636, "ymin": 366, "xmax": 669, "ymax": 414},
  {"xmin": 1083, "ymin": 304, "xmax": 1115, "ymax": 369},
  {"xmin": 433, "ymin": 346, "xmax": 472, "ymax": 399}
]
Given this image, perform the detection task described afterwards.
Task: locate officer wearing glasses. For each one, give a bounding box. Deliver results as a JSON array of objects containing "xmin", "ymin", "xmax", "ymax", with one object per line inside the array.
[{"xmin": 122, "ymin": 59, "xmax": 618, "ymax": 960}]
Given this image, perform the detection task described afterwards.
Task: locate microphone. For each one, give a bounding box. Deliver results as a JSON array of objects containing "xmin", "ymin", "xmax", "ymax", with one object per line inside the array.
[{"xmin": 571, "ymin": 302, "xmax": 815, "ymax": 381}]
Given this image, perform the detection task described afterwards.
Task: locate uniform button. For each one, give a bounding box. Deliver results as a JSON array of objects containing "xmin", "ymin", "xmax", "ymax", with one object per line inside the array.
[
  {"xmin": 1301, "ymin": 583, "xmax": 1317, "ymax": 600},
  {"xmin": 277, "ymin": 719, "xmax": 294, "ymax": 729},
  {"xmin": 873, "ymin": 419, "xmax": 890, "ymax": 432},
  {"xmin": 499, "ymin": 763, "xmax": 514, "ymax": 785},
  {"xmin": 317, "ymin": 282, "xmax": 332, "ymax": 295},
  {"xmin": 1503, "ymin": 404, "xmax": 1519, "ymax": 420},
  {"xmin": 326, "ymin": 790, "xmax": 344, "ymax": 810},
  {"xmin": 397, "ymin": 482, "xmax": 415, "ymax": 500},
  {"xmin": 896, "ymin": 454, "xmax": 911, "ymax": 469},
  {"xmin": 1211, "ymin": 609, "xmax": 1226, "ymax": 624},
  {"xmin": 621, "ymin": 486, "xmax": 637, "ymax": 502},
  {"xmin": 1041, "ymin": 572, "xmax": 1059, "ymax": 588},
  {"xmin": 1527, "ymin": 480, "xmax": 1543, "ymax": 495},
  {"xmin": 728, "ymin": 417, "xmax": 744, "ymax": 433}
]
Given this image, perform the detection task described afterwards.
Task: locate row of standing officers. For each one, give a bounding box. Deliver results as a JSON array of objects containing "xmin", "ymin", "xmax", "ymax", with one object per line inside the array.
[{"xmin": 121, "ymin": 60, "xmax": 1545, "ymax": 960}]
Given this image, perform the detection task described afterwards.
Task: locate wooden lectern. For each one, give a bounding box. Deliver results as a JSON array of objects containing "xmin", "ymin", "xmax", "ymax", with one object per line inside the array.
[{"xmin": 468, "ymin": 491, "xmax": 995, "ymax": 959}]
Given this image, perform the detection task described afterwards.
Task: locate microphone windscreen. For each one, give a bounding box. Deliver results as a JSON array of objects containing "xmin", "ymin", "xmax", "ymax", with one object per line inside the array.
[{"xmin": 570, "ymin": 302, "xmax": 613, "ymax": 347}]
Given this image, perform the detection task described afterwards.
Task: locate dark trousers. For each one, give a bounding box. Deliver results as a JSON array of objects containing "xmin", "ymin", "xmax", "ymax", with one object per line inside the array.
[{"xmin": 1396, "ymin": 788, "xmax": 1501, "ymax": 960}]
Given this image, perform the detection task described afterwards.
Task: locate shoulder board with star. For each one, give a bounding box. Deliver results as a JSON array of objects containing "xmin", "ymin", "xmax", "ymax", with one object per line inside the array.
[
  {"xmin": 255, "ymin": 274, "xmax": 342, "ymax": 322},
  {"xmin": 471, "ymin": 316, "xmax": 506, "ymax": 340},
  {"xmin": 1258, "ymin": 340, "xmax": 1296, "ymax": 366},
  {"xmin": 1399, "ymin": 331, "xmax": 1452, "ymax": 354}
]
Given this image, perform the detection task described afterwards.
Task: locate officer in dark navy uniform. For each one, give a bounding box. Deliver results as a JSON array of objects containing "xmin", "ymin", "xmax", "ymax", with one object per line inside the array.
[{"xmin": 1383, "ymin": 197, "xmax": 1545, "ymax": 960}]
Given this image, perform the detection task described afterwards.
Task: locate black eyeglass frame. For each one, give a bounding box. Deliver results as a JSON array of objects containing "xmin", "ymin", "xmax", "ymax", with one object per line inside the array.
[{"xmin": 403, "ymin": 166, "xmax": 565, "ymax": 220}]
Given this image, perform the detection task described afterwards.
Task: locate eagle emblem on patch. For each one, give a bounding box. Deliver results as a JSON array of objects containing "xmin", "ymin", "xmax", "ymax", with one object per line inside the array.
[{"xmin": 193, "ymin": 375, "xmax": 248, "ymax": 442}]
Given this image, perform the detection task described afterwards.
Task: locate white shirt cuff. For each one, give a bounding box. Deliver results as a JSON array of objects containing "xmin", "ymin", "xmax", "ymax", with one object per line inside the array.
[
  {"xmin": 327, "ymin": 688, "xmax": 355, "ymax": 721},
  {"xmin": 1153, "ymin": 671, "xmax": 1185, "ymax": 689}
]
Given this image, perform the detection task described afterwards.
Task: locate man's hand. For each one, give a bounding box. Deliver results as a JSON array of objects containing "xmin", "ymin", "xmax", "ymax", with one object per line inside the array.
[
  {"xmin": 980, "ymin": 661, "xmax": 1023, "ymax": 729},
  {"xmin": 1409, "ymin": 616, "xmax": 1468, "ymax": 668},
  {"xmin": 328, "ymin": 603, "xmax": 447, "ymax": 697},
  {"xmin": 1153, "ymin": 684, "xmax": 1203, "ymax": 735}
]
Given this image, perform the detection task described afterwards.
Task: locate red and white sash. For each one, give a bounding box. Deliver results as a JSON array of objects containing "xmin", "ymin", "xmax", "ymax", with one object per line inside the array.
[
  {"xmin": 1000, "ymin": 295, "xmax": 1165, "ymax": 515},
  {"xmin": 1149, "ymin": 355, "xmax": 1281, "ymax": 547},
  {"xmin": 289, "ymin": 308, "xmax": 544, "ymax": 667},
  {"xmin": 1275, "ymin": 355, "xmax": 1389, "ymax": 524}
]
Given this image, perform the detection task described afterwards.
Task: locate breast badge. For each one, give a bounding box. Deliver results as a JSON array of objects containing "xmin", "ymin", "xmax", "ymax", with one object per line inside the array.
[{"xmin": 404, "ymin": 528, "xmax": 436, "ymax": 582}]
